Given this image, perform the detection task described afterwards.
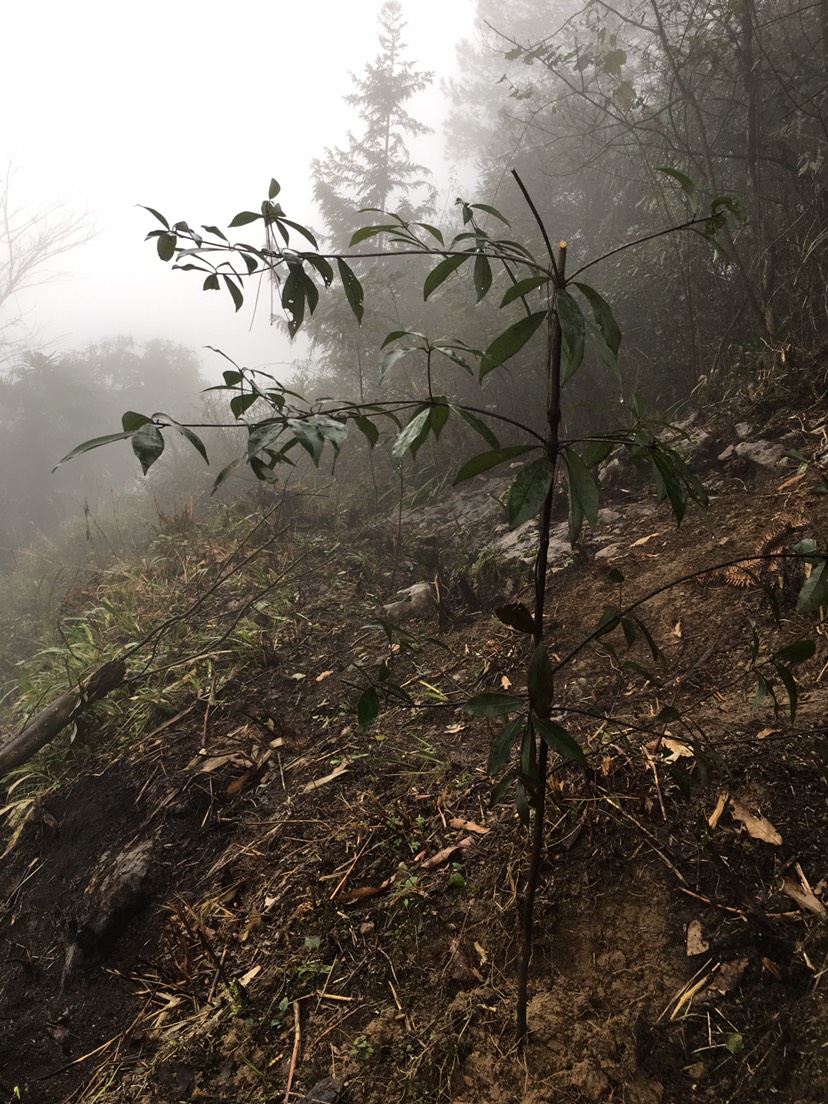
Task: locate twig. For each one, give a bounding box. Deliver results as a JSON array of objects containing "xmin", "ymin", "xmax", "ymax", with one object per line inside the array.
[{"xmin": 284, "ymin": 1000, "xmax": 302, "ymax": 1104}]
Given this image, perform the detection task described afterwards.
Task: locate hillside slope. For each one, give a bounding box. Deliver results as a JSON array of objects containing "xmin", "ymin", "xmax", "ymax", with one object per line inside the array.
[{"xmin": 1, "ymin": 409, "xmax": 828, "ymax": 1104}]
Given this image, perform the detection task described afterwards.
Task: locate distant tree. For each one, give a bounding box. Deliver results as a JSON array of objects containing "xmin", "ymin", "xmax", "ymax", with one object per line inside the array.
[
  {"xmin": 312, "ymin": 0, "xmax": 436, "ymax": 245},
  {"xmin": 0, "ymin": 340, "xmax": 204, "ymax": 552},
  {"xmin": 0, "ymin": 164, "xmax": 94, "ymax": 366},
  {"xmin": 302, "ymin": 1, "xmax": 437, "ymax": 401}
]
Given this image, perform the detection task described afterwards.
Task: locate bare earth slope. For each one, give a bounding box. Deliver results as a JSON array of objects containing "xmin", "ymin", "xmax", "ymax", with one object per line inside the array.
[{"xmin": 2, "ymin": 416, "xmax": 828, "ymax": 1104}]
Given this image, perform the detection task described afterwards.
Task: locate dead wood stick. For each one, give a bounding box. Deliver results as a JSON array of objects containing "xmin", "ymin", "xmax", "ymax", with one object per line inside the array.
[{"xmin": 0, "ymin": 659, "xmax": 126, "ymax": 779}]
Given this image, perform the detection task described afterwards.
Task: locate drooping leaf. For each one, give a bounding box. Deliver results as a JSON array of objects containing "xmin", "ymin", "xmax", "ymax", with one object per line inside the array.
[
  {"xmin": 658, "ymin": 167, "xmax": 697, "ymax": 197},
  {"xmin": 774, "ymin": 663, "xmax": 799, "ymax": 721},
  {"xmin": 463, "ymin": 694, "xmax": 524, "ymax": 717},
  {"xmin": 495, "ymin": 602, "xmax": 535, "ymax": 634},
  {"xmin": 573, "ymin": 282, "xmax": 622, "ymax": 361},
  {"xmin": 533, "ymin": 716, "xmax": 586, "ymax": 763},
  {"xmin": 796, "ymin": 561, "xmax": 828, "ymax": 613},
  {"xmin": 563, "ymin": 449, "xmax": 599, "ymax": 530},
  {"xmin": 337, "ymin": 259, "xmax": 364, "ymax": 323},
  {"xmin": 392, "ymin": 407, "xmax": 431, "ymax": 462},
  {"xmin": 52, "ymin": 431, "xmax": 136, "ymax": 472},
  {"xmin": 453, "ymin": 444, "xmax": 538, "ymax": 485},
  {"xmin": 474, "ymin": 253, "xmax": 493, "ymax": 302},
  {"xmin": 480, "ymin": 311, "xmax": 547, "ymax": 378},
  {"xmin": 424, "ymin": 253, "xmax": 468, "ymax": 300},
  {"xmin": 527, "ymin": 643, "xmax": 554, "ymax": 716},
  {"xmin": 349, "ymin": 224, "xmax": 398, "ymax": 246},
  {"xmin": 352, "ymin": 415, "xmax": 380, "ymax": 448},
  {"xmin": 131, "ymin": 423, "xmax": 165, "ymax": 475},
  {"xmin": 140, "ymin": 205, "xmax": 170, "ymax": 229},
  {"xmin": 500, "ymin": 275, "xmax": 549, "ymax": 308},
  {"xmin": 586, "ymin": 439, "xmax": 614, "ymax": 468},
  {"xmin": 470, "ymin": 202, "xmax": 510, "ymax": 224},
  {"xmin": 358, "ymin": 687, "xmax": 380, "ymax": 729},
  {"xmin": 773, "ymin": 639, "xmax": 816, "ymax": 665},
  {"xmin": 507, "ymin": 457, "xmax": 554, "ymax": 529},
  {"xmin": 488, "ymin": 716, "xmax": 523, "ymax": 775},
  {"xmin": 203, "ymin": 273, "xmax": 220, "ymax": 291},
  {"xmin": 450, "ymin": 406, "xmax": 499, "ymax": 450},
  {"xmin": 379, "ymin": 346, "xmax": 413, "ymax": 385},
  {"xmin": 223, "ymin": 275, "xmax": 244, "ymax": 313},
  {"xmin": 157, "ymin": 232, "xmax": 177, "ymax": 262},
  {"xmin": 557, "ymin": 289, "xmax": 586, "ymax": 383}
]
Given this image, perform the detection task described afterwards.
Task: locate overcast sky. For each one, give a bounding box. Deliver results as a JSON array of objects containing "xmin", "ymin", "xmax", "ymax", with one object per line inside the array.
[{"xmin": 2, "ymin": 0, "xmax": 476, "ymax": 390}]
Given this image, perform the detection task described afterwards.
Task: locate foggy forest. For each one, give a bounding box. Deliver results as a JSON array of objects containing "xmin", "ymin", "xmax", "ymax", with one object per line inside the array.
[{"xmin": 1, "ymin": 2, "xmax": 827, "ymax": 1103}]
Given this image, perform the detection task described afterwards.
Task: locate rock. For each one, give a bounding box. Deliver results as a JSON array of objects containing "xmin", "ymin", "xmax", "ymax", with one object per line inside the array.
[
  {"xmin": 296, "ymin": 1077, "xmax": 345, "ymax": 1104},
  {"xmin": 62, "ymin": 838, "xmax": 153, "ymax": 987},
  {"xmin": 382, "ymin": 582, "xmax": 437, "ymax": 621},
  {"xmin": 733, "ymin": 439, "xmax": 785, "ymax": 468}
]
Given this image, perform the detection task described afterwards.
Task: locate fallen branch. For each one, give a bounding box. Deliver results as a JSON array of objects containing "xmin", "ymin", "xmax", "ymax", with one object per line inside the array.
[{"xmin": 0, "ymin": 659, "xmax": 126, "ymax": 778}]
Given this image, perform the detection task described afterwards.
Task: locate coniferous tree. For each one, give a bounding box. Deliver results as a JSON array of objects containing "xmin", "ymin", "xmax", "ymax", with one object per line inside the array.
[{"xmin": 301, "ymin": 2, "xmax": 437, "ymax": 402}]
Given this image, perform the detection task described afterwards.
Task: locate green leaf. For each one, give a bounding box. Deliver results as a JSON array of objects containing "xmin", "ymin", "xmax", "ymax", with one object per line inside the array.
[
  {"xmin": 753, "ymin": 672, "xmax": 778, "ymax": 715},
  {"xmin": 586, "ymin": 439, "xmax": 614, "ymax": 468},
  {"xmin": 563, "ymin": 449, "xmax": 599, "ymax": 530},
  {"xmin": 603, "ymin": 47, "xmax": 627, "ymax": 74},
  {"xmin": 424, "ymin": 253, "xmax": 468, "ymax": 300},
  {"xmin": 495, "ymin": 602, "xmax": 535, "ymax": 634},
  {"xmin": 228, "ymin": 211, "xmax": 263, "ymax": 227},
  {"xmin": 507, "ymin": 457, "xmax": 554, "ymax": 529},
  {"xmin": 171, "ymin": 422, "xmax": 209, "ymax": 464},
  {"xmin": 480, "ymin": 311, "xmax": 547, "ymax": 379},
  {"xmin": 223, "ymin": 275, "xmax": 244, "ymax": 313},
  {"xmin": 230, "ymin": 392, "xmax": 259, "ymax": 418},
  {"xmin": 658, "ymin": 167, "xmax": 697, "ymax": 197},
  {"xmin": 287, "ymin": 419, "xmax": 325, "ymax": 464},
  {"xmin": 655, "ymin": 705, "xmax": 682, "ymax": 724},
  {"xmin": 606, "ymin": 568, "xmax": 624, "ymax": 584},
  {"xmin": 349, "ymin": 224, "xmax": 398, "ymax": 246},
  {"xmin": 470, "ymin": 203, "xmax": 510, "ymax": 224},
  {"xmin": 463, "ymin": 694, "xmax": 524, "ymax": 717},
  {"xmin": 121, "ymin": 411, "xmax": 151, "ymax": 432},
  {"xmin": 632, "ymin": 615, "xmax": 662, "ymax": 662},
  {"xmin": 557, "ymin": 289, "xmax": 586, "ymax": 383},
  {"xmin": 430, "ymin": 402, "xmax": 450, "ymax": 440},
  {"xmin": 352, "ymin": 415, "xmax": 380, "ymax": 448},
  {"xmin": 773, "ymin": 639, "xmax": 816, "ymax": 665},
  {"xmin": 595, "ymin": 605, "xmax": 621, "ymax": 636},
  {"xmin": 473, "ymin": 253, "xmax": 493, "ymax": 302},
  {"xmin": 796, "ymin": 561, "xmax": 828, "ymax": 613},
  {"xmin": 203, "ymin": 273, "xmax": 220, "ymax": 291},
  {"xmin": 157, "ymin": 232, "xmax": 177, "ymax": 261},
  {"xmin": 487, "ymin": 716, "xmax": 523, "ymax": 775},
  {"xmin": 269, "ymin": 178, "xmax": 281, "ymax": 199},
  {"xmin": 774, "ymin": 663, "xmax": 799, "ymax": 721},
  {"xmin": 140, "ymin": 205, "xmax": 170, "ymax": 229},
  {"xmin": 337, "ymin": 259, "xmax": 364, "ymax": 323},
  {"xmin": 414, "ymin": 222, "xmax": 444, "ymax": 245},
  {"xmin": 573, "ymin": 282, "xmax": 622, "ymax": 360},
  {"xmin": 379, "ymin": 346, "xmax": 412, "ymax": 385},
  {"xmin": 358, "ymin": 687, "xmax": 380, "ymax": 729},
  {"xmin": 527, "ymin": 643, "xmax": 554, "ymax": 716},
  {"xmin": 52, "ymin": 430, "xmax": 136, "ymax": 472},
  {"xmin": 500, "ymin": 275, "xmax": 549, "ymax": 308},
  {"xmin": 533, "ymin": 716, "xmax": 586, "ymax": 763},
  {"xmin": 392, "ymin": 408, "xmax": 431, "ymax": 462},
  {"xmin": 453, "ymin": 444, "xmax": 538, "ymax": 484},
  {"xmin": 132, "ymin": 423, "xmax": 165, "ymax": 475},
  {"xmin": 450, "ymin": 406, "xmax": 499, "ymax": 450}
]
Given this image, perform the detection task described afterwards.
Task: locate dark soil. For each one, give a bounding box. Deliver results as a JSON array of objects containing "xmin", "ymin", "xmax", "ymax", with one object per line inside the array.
[{"xmin": 2, "ymin": 419, "xmax": 828, "ymax": 1104}]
